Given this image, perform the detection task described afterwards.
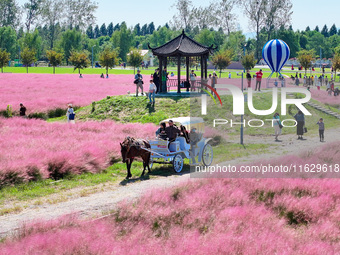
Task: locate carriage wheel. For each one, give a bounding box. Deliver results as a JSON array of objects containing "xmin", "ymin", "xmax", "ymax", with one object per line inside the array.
[
  {"xmin": 202, "ymin": 144, "xmax": 213, "ymax": 166},
  {"xmin": 173, "ymin": 154, "xmax": 183, "ymax": 173}
]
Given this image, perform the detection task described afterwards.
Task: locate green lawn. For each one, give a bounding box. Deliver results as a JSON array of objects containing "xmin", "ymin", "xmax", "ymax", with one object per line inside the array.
[
  {"xmin": 3, "ymin": 66, "xmax": 339, "ymax": 81},
  {"xmin": 74, "ymin": 95, "xmax": 190, "ymax": 124}
]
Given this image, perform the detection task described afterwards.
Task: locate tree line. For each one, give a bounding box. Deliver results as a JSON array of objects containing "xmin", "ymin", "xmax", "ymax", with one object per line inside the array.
[{"xmin": 1, "ymin": 0, "xmax": 340, "ymax": 71}]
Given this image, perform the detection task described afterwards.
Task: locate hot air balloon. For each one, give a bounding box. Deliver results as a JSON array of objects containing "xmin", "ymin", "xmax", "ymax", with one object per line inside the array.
[{"xmin": 262, "ymin": 39, "xmax": 290, "ymax": 78}]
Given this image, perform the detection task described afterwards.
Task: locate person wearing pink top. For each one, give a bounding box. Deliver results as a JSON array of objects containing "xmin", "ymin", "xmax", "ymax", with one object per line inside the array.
[{"xmin": 255, "ymin": 69, "xmax": 263, "ymax": 91}]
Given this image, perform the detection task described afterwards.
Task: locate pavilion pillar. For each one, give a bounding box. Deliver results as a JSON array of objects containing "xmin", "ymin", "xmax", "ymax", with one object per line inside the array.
[
  {"xmin": 159, "ymin": 57, "xmax": 163, "ymax": 93},
  {"xmin": 164, "ymin": 57, "xmax": 168, "ymax": 93},
  {"xmin": 186, "ymin": 56, "xmax": 190, "ymax": 92},
  {"xmin": 204, "ymin": 54, "xmax": 208, "ymax": 79},
  {"xmin": 177, "ymin": 56, "xmax": 181, "ymax": 93},
  {"xmin": 200, "ymin": 56, "xmax": 204, "ymax": 80}
]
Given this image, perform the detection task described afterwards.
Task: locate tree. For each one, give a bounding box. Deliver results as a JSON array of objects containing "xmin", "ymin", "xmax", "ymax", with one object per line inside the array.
[
  {"xmin": 21, "ymin": 47, "xmax": 36, "ymax": 73},
  {"xmin": 68, "ymin": 50, "xmax": 90, "ymax": 74},
  {"xmin": 0, "ymin": 26, "xmax": 17, "ymax": 58},
  {"xmin": 86, "ymin": 25, "xmax": 94, "ymax": 38},
  {"xmin": 275, "ymin": 28, "xmax": 299, "ymax": 57},
  {"xmin": 191, "ymin": 4, "xmax": 216, "ymax": 30},
  {"xmin": 21, "ymin": 29, "xmax": 42, "ymax": 59},
  {"xmin": 94, "ymin": 25, "xmax": 100, "ymax": 38},
  {"xmin": 263, "ymin": 0, "xmax": 293, "ymax": 41},
  {"xmin": 243, "ymin": 0, "xmax": 293, "ymax": 60},
  {"xmin": 332, "ymin": 53, "xmax": 340, "ymax": 81},
  {"xmin": 0, "ymin": 49, "xmax": 10, "ymax": 73},
  {"xmin": 171, "ymin": 0, "xmax": 194, "ymax": 29},
  {"xmin": 194, "ymin": 29, "xmax": 214, "ymax": 47},
  {"xmin": 241, "ymin": 53, "xmax": 256, "ymax": 71},
  {"xmin": 243, "ymin": 0, "xmax": 267, "ymax": 60},
  {"xmin": 321, "ymin": 25, "xmax": 329, "ymax": 37},
  {"xmin": 134, "ymin": 23, "xmax": 141, "ymax": 36},
  {"xmin": 211, "ymin": 50, "xmax": 233, "ymax": 77},
  {"xmin": 220, "ymin": 31, "xmax": 245, "ymax": 60},
  {"xmin": 40, "ymin": 0, "xmax": 64, "ymax": 49},
  {"xmin": 0, "ymin": 0, "xmax": 20, "ymax": 29},
  {"xmin": 64, "ymin": 0, "xmax": 98, "ymax": 30},
  {"xmin": 127, "ymin": 48, "xmax": 143, "ymax": 74},
  {"xmin": 24, "ymin": 0, "xmax": 43, "ymax": 32},
  {"xmin": 314, "ymin": 26, "xmax": 319, "ymax": 32},
  {"xmin": 113, "ymin": 23, "xmax": 120, "ymax": 31},
  {"xmin": 99, "ymin": 47, "xmax": 120, "ymax": 75},
  {"xmin": 141, "ymin": 24, "xmax": 147, "ymax": 36},
  {"xmin": 334, "ymin": 46, "xmax": 340, "ymax": 55},
  {"xmin": 297, "ymin": 49, "xmax": 314, "ymax": 76},
  {"xmin": 298, "ymin": 35, "xmax": 307, "ymax": 50},
  {"xmin": 46, "ymin": 50, "xmax": 64, "ymax": 74},
  {"xmin": 148, "ymin": 22, "xmax": 155, "ymax": 34},
  {"xmin": 305, "ymin": 26, "xmax": 310, "ymax": 32},
  {"xmin": 107, "ymin": 22, "xmax": 114, "ymax": 37},
  {"xmin": 59, "ymin": 29, "xmax": 82, "ymax": 64},
  {"xmin": 329, "ymin": 24, "xmax": 337, "ymax": 37},
  {"xmin": 307, "ymin": 32, "xmax": 325, "ymax": 55},
  {"xmin": 111, "ymin": 23, "xmax": 133, "ymax": 62},
  {"xmin": 100, "ymin": 23, "xmax": 107, "ymax": 37},
  {"xmin": 215, "ymin": 0, "xmax": 238, "ymax": 35}
]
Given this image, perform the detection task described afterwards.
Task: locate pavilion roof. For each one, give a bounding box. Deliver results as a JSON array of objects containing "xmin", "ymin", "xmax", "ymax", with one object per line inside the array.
[{"xmin": 148, "ymin": 30, "xmax": 215, "ymax": 57}]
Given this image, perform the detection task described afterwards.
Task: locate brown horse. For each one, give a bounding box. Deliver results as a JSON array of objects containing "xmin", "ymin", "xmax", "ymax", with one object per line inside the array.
[{"xmin": 120, "ymin": 136, "xmax": 151, "ymax": 179}]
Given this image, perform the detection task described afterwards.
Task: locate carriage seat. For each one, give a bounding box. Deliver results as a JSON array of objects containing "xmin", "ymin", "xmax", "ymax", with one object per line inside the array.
[
  {"xmin": 169, "ymin": 141, "xmax": 180, "ymax": 152},
  {"xmin": 176, "ymin": 137, "xmax": 190, "ymax": 151}
]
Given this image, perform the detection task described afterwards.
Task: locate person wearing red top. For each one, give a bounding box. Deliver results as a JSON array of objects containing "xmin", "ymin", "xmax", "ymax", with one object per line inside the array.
[{"xmin": 255, "ymin": 69, "xmax": 263, "ymax": 91}]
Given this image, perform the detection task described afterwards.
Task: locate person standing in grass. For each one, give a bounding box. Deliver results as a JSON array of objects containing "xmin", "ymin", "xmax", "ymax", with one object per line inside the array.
[
  {"xmin": 148, "ymin": 79, "xmax": 157, "ymax": 104},
  {"xmin": 212, "ymin": 71, "xmax": 218, "ymax": 91},
  {"xmin": 294, "ymin": 110, "xmax": 305, "ymax": 140},
  {"xmin": 246, "ymin": 70, "xmax": 252, "ymax": 89},
  {"xmin": 316, "ymin": 118, "xmax": 325, "ymax": 142},
  {"xmin": 255, "ymin": 69, "xmax": 263, "ymax": 91},
  {"xmin": 19, "ymin": 103, "xmax": 27, "ymax": 117},
  {"xmin": 134, "ymin": 70, "xmax": 144, "ymax": 96},
  {"xmin": 153, "ymin": 68, "xmax": 160, "ymax": 94},
  {"xmin": 273, "ymin": 113, "xmax": 282, "ymax": 141},
  {"xmin": 66, "ymin": 104, "xmax": 75, "ymax": 124},
  {"xmin": 162, "ymin": 67, "xmax": 168, "ymax": 92},
  {"xmin": 190, "ymin": 70, "xmax": 197, "ymax": 92}
]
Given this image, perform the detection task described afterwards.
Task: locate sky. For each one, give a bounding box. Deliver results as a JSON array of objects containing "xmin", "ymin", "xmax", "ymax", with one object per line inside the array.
[{"xmin": 17, "ymin": 0, "xmax": 340, "ymax": 33}]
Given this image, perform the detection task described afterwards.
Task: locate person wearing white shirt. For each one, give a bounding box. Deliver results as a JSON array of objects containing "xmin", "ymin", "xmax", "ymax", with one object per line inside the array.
[{"xmin": 148, "ymin": 80, "xmax": 157, "ymax": 104}]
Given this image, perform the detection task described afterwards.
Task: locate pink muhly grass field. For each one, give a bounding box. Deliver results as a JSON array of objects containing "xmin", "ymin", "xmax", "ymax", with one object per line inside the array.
[
  {"xmin": 2, "ymin": 143, "xmax": 340, "ymax": 254},
  {"xmin": 0, "ymin": 73, "xmax": 136, "ymax": 113},
  {"xmin": 0, "ymin": 118, "xmax": 156, "ymax": 185},
  {"xmin": 311, "ymin": 88, "xmax": 340, "ymax": 107}
]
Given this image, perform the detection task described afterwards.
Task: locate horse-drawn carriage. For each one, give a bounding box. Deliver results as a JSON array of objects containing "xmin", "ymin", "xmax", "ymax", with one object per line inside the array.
[
  {"xmin": 120, "ymin": 117, "xmax": 213, "ymax": 179},
  {"xmin": 147, "ymin": 117, "xmax": 213, "ymax": 173}
]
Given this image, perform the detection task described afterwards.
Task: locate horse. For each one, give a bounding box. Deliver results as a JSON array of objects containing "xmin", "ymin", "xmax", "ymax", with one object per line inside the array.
[{"xmin": 120, "ymin": 136, "xmax": 151, "ymax": 179}]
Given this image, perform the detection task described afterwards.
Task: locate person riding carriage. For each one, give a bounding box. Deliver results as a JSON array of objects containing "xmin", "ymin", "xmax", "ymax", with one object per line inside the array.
[{"xmin": 121, "ymin": 117, "xmax": 213, "ymax": 178}]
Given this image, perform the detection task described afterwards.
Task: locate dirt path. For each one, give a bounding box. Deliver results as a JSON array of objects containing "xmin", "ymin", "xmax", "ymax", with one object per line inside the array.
[
  {"xmin": 222, "ymin": 127, "xmax": 340, "ymax": 166},
  {"xmin": 1, "ymin": 127, "xmax": 340, "ymax": 239}
]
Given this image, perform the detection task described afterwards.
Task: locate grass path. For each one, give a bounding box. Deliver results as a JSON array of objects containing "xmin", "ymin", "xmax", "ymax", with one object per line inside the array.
[{"xmin": 1, "ymin": 126, "xmax": 340, "ymax": 239}]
